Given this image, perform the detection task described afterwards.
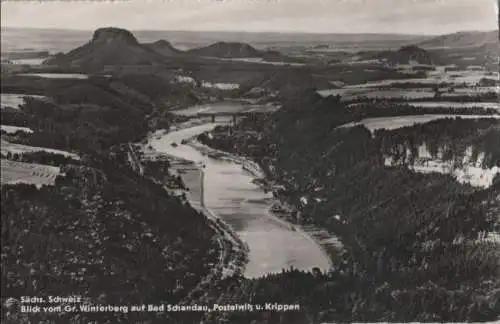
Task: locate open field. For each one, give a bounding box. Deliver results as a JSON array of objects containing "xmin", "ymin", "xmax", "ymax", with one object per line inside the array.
[
  {"xmin": 9, "ymin": 58, "xmax": 47, "ymax": 65},
  {"xmin": 340, "ymin": 114, "xmax": 500, "ymax": 132},
  {"xmin": 214, "ymin": 57, "xmax": 306, "ymax": 66},
  {"xmin": 1, "ymin": 159, "xmax": 61, "ymax": 187},
  {"xmin": 0, "ymin": 125, "xmax": 34, "ymax": 134},
  {"xmin": 407, "ymin": 101, "xmax": 499, "ymax": 109},
  {"xmin": 1, "ymin": 93, "xmax": 45, "ymax": 109},
  {"xmin": 200, "ymin": 80, "xmax": 240, "ymax": 90},
  {"xmin": 319, "ymin": 88, "xmax": 437, "ymax": 100},
  {"xmin": 321, "ymin": 88, "xmax": 499, "ymax": 102},
  {"xmin": 347, "ymin": 70, "xmax": 497, "ymax": 87},
  {"xmin": 1, "ymin": 140, "xmax": 79, "ymax": 159},
  {"xmin": 317, "ymin": 68, "xmax": 498, "ymax": 101},
  {"xmin": 17, "ymin": 73, "xmax": 91, "ymax": 79}
]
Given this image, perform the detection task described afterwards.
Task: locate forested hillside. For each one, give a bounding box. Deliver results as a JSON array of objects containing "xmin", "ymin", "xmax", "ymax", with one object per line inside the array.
[
  {"xmin": 1, "ymin": 74, "xmax": 222, "ymax": 324},
  {"xmin": 198, "ymin": 93, "xmax": 500, "ymax": 323}
]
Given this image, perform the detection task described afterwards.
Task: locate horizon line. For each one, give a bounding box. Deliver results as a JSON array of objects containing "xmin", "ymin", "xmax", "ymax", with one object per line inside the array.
[{"xmin": 1, "ymin": 26, "xmax": 498, "ymax": 37}]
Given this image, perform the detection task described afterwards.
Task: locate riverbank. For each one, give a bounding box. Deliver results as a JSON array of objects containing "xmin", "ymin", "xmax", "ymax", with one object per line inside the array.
[
  {"xmin": 134, "ymin": 132, "xmax": 249, "ymax": 300},
  {"xmin": 188, "ymin": 139, "xmax": 341, "ymax": 266},
  {"xmin": 180, "ymin": 203, "xmax": 249, "ymax": 304},
  {"xmin": 146, "ymin": 121, "xmax": 332, "ymax": 276},
  {"xmin": 188, "ymin": 140, "xmax": 265, "ymax": 179}
]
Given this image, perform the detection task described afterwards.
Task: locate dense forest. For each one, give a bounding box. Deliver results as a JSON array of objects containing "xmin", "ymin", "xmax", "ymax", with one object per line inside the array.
[
  {"xmin": 0, "ymin": 76, "xmax": 229, "ymax": 323},
  {"xmin": 346, "ymin": 100, "xmax": 498, "ymax": 116},
  {"xmin": 0, "ymin": 73, "xmax": 202, "ymax": 153},
  {"xmin": 1, "ymin": 150, "xmax": 224, "ymax": 324},
  {"xmin": 0, "ymin": 72, "xmax": 206, "ymax": 154},
  {"xmin": 198, "ymin": 93, "xmax": 500, "ymax": 322},
  {"xmin": 4, "ymin": 73, "xmax": 496, "ymax": 322}
]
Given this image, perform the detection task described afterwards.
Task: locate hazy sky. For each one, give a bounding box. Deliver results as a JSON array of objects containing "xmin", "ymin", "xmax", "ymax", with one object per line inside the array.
[{"xmin": 1, "ymin": 0, "xmax": 498, "ymax": 35}]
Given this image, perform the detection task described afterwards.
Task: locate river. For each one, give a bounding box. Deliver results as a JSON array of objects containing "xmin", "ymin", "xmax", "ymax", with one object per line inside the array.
[{"xmin": 149, "ymin": 123, "xmax": 332, "ymax": 278}]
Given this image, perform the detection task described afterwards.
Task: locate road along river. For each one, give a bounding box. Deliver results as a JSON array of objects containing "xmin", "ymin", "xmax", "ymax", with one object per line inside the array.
[{"xmin": 148, "ymin": 122, "xmax": 332, "ymax": 278}]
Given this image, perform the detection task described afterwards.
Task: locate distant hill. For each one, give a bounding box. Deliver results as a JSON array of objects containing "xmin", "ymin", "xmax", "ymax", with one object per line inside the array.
[
  {"xmin": 417, "ymin": 30, "xmax": 499, "ymax": 49},
  {"xmin": 47, "ymin": 83, "xmax": 148, "ymax": 116},
  {"xmin": 1, "ymin": 28, "xmax": 433, "ymax": 54},
  {"xmin": 186, "ymin": 41, "xmax": 264, "ymax": 58},
  {"xmin": 44, "ymin": 27, "xmax": 168, "ymax": 70},
  {"xmin": 242, "ymin": 69, "xmax": 331, "ymax": 97},
  {"xmin": 1, "ymin": 51, "xmax": 49, "ymax": 60},
  {"xmin": 143, "ymin": 40, "xmax": 183, "ymax": 56},
  {"xmin": 378, "ymin": 45, "xmax": 438, "ymax": 65}
]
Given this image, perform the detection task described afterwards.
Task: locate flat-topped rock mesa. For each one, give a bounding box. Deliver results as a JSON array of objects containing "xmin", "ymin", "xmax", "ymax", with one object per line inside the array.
[
  {"xmin": 143, "ymin": 40, "xmax": 183, "ymax": 56},
  {"xmin": 91, "ymin": 27, "xmax": 139, "ymax": 46},
  {"xmin": 186, "ymin": 41, "xmax": 264, "ymax": 58},
  {"xmin": 44, "ymin": 27, "xmax": 168, "ymax": 69}
]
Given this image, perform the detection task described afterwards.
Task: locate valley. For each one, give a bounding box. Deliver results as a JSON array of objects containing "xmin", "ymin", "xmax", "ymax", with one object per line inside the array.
[{"xmin": 0, "ymin": 24, "xmax": 499, "ymax": 324}]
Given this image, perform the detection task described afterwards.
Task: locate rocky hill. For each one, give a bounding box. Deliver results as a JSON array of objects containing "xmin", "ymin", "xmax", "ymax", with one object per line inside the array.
[
  {"xmin": 143, "ymin": 40, "xmax": 183, "ymax": 56},
  {"xmin": 240, "ymin": 69, "xmax": 331, "ymax": 98},
  {"xmin": 44, "ymin": 27, "xmax": 168, "ymax": 70},
  {"xmin": 379, "ymin": 45, "xmax": 438, "ymax": 65},
  {"xmin": 417, "ymin": 30, "xmax": 499, "ymax": 49},
  {"xmin": 186, "ymin": 41, "xmax": 264, "ymax": 58}
]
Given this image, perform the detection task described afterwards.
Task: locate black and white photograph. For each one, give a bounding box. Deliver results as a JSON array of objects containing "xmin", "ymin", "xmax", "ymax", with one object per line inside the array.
[{"xmin": 0, "ymin": 0, "xmax": 499, "ymax": 323}]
